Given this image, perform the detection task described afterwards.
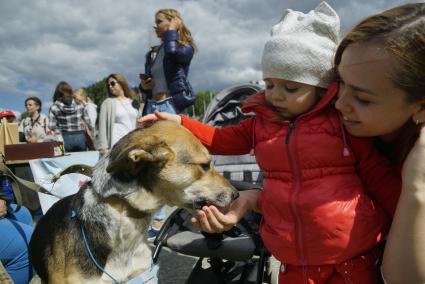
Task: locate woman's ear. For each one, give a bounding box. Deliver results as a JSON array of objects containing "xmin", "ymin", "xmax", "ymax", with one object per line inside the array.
[{"xmin": 412, "ymin": 104, "xmax": 425, "ymax": 125}]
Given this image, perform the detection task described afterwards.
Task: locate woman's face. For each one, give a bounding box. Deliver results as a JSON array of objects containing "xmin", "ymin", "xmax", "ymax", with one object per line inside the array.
[
  {"xmin": 107, "ymin": 77, "xmax": 124, "ymax": 98},
  {"xmin": 154, "ymin": 13, "xmax": 170, "ymax": 39},
  {"xmin": 25, "ymin": 99, "xmax": 39, "ymax": 114},
  {"xmin": 73, "ymin": 91, "xmax": 84, "ymax": 104},
  {"xmin": 335, "ymin": 42, "xmax": 422, "ymax": 141}
]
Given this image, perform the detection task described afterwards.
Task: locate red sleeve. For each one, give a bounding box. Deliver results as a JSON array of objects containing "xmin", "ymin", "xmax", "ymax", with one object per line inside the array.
[
  {"xmin": 347, "ymin": 134, "xmax": 401, "ymax": 217},
  {"xmin": 180, "ymin": 115, "xmax": 254, "ymax": 155}
]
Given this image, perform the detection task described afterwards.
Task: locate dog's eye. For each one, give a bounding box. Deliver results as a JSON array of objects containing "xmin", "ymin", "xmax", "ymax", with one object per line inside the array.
[{"xmin": 200, "ymin": 163, "xmax": 210, "ymax": 172}]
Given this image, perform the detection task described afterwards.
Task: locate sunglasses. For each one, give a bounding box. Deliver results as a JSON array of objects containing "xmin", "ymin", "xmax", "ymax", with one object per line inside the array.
[{"xmin": 108, "ymin": 81, "xmax": 118, "ymax": 88}]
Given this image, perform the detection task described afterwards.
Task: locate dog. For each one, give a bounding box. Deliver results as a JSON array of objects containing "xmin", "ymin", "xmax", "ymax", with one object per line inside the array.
[{"xmin": 29, "ymin": 121, "xmax": 239, "ymax": 283}]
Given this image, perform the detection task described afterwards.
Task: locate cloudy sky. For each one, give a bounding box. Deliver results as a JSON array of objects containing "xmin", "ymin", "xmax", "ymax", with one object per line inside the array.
[{"xmin": 0, "ymin": 0, "xmax": 413, "ymax": 115}]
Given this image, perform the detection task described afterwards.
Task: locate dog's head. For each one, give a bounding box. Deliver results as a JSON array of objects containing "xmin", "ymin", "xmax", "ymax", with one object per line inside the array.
[{"xmin": 103, "ymin": 120, "xmax": 239, "ymax": 213}]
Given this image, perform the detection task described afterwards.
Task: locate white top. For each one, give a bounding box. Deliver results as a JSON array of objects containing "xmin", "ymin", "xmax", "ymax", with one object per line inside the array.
[
  {"xmin": 112, "ymin": 98, "xmax": 138, "ymax": 146},
  {"xmin": 84, "ymin": 102, "xmax": 98, "ymax": 130},
  {"xmin": 151, "ymin": 45, "xmax": 169, "ymax": 94}
]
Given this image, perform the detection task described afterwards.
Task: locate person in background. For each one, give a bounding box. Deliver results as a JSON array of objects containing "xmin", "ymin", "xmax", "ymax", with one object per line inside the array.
[
  {"xmin": 139, "ymin": 3, "xmax": 402, "ymax": 283},
  {"xmin": 97, "ymin": 74, "xmax": 140, "ymax": 156},
  {"xmin": 139, "ymin": 8, "xmax": 196, "ymax": 238},
  {"xmin": 73, "ymin": 88, "xmax": 97, "ymax": 131},
  {"xmin": 139, "ymin": 8, "xmax": 196, "ymax": 116},
  {"xmin": 0, "ymin": 192, "xmax": 33, "ymax": 284},
  {"xmin": 48, "ymin": 81, "xmax": 89, "ymax": 152},
  {"xmin": 18, "ymin": 96, "xmax": 49, "ymax": 143},
  {"xmin": 0, "ymin": 110, "xmax": 17, "ymax": 123}
]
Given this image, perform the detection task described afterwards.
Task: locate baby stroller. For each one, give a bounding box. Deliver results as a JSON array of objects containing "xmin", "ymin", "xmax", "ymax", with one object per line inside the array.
[{"xmin": 152, "ymin": 83, "xmax": 279, "ymax": 284}]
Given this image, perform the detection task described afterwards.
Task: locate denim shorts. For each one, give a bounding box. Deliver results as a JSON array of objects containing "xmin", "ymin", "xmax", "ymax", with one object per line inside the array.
[{"xmin": 145, "ymin": 98, "xmax": 177, "ymax": 114}]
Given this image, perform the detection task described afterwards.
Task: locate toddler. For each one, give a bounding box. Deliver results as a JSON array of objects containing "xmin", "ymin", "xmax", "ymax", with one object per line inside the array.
[{"xmin": 139, "ymin": 2, "xmax": 400, "ymax": 283}]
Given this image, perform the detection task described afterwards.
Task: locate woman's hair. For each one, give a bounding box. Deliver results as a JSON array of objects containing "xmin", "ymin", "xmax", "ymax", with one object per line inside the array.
[
  {"xmin": 53, "ymin": 81, "xmax": 73, "ymax": 102},
  {"xmin": 156, "ymin": 8, "xmax": 196, "ymax": 50},
  {"xmin": 105, "ymin": 74, "xmax": 137, "ymax": 100},
  {"xmin": 25, "ymin": 96, "xmax": 42, "ymax": 112},
  {"xmin": 334, "ymin": 3, "xmax": 425, "ymax": 164},
  {"xmin": 73, "ymin": 88, "xmax": 94, "ymax": 104},
  {"xmin": 335, "ymin": 3, "xmax": 425, "ymax": 104}
]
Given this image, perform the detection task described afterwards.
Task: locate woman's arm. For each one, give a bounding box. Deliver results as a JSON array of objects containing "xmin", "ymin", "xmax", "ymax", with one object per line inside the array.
[
  {"xmin": 163, "ymin": 30, "xmax": 194, "ymax": 64},
  {"xmin": 97, "ymin": 100, "xmax": 110, "ymax": 153},
  {"xmin": 382, "ymin": 126, "xmax": 425, "ymax": 283}
]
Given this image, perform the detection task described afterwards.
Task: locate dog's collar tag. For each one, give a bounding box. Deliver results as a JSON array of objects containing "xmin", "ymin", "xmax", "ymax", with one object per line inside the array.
[{"xmin": 70, "ymin": 210, "xmax": 77, "ymax": 219}]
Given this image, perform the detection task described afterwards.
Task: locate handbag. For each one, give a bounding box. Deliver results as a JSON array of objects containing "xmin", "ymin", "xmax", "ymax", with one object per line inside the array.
[{"xmin": 82, "ymin": 121, "xmax": 96, "ymax": 150}]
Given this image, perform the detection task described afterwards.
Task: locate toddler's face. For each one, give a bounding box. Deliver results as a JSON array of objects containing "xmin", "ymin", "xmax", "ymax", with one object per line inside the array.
[{"xmin": 264, "ymin": 78, "xmax": 318, "ymax": 119}]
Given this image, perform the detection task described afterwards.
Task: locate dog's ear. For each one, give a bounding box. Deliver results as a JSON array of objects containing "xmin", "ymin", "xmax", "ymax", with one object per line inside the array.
[{"xmin": 106, "ymin": 135, "xmax": 172, "ymax": 173}]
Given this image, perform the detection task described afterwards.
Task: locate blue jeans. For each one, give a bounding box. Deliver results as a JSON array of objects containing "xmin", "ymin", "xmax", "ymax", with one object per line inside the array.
[
  {"xmin": 62, "ymin": 131, "xmax": 87, "ymax": 152},
  {"xmin": 145, "ymin": 98, "xmax": 177, "ymax": 114},
  {"xmin": 0, "ymin": 204, "xmax": 33, "ymax": 284}
]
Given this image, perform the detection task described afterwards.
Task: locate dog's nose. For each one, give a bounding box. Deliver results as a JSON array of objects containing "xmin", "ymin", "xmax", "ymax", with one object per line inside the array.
[{"xmin": 232, "ymin": 190, "xmax": 240, "ymax": 200}]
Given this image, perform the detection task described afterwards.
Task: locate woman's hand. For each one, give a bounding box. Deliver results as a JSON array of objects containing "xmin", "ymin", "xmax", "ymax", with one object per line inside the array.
[
  {"xmin": 99, "ymin": 148, "xmax": 108, "ymax": 156},
  {"xmin": 191, "ymin": 190, "xmax": 260, "ymax": 233},
  {"xmin": 140, "ymin": 78, "xmax": 155, "ymax": 90},
  {"xmin": 0, "ymin": 199, "xmax": 7, "ymax": 218},
  {"xmin": 138, "ymin": 111, "xmax": 182, "ymax": 128}
]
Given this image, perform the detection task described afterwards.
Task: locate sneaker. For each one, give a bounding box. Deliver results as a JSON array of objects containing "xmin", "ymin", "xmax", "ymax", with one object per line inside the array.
[{"xmin": 146, "ymin": 227, "xmax": 160, "ymax": 241}]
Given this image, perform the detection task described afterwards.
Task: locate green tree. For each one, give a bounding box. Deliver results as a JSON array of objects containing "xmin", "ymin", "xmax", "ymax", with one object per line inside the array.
[
  {"xmin": 188, "ymin": 91, "xmax": 214, "ymax": 119},
  {"xmin": 84, "ymin": 78, "xmax": 108, "ymax": 107}
]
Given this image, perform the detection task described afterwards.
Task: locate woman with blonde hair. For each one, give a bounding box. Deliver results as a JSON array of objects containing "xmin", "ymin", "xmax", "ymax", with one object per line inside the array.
[
  {"xmin": 139, "ymin": 8, "xmax": 196, "ymax": 116},
  {"xmin": 98, "ymin": 74, "xmax": 140, "ymax": 156},
  {"xmin": 73, "ymin": 88, "xmax": 97, "ymax": 131},
  {"xmin": 139, "ymin": 8, "xmax": 196, "ymax": 239}
]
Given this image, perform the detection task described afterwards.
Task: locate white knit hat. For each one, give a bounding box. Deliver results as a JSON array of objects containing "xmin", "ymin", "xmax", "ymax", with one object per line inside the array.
[{"xmin": 261, "ymin": 1, "xmax": 340, "ymax": 88}]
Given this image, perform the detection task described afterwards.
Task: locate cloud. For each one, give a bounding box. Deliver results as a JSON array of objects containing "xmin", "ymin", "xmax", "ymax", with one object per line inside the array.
[{"xmin": 0, "ymin": 0, "xmax": 413, "ymax": 112}]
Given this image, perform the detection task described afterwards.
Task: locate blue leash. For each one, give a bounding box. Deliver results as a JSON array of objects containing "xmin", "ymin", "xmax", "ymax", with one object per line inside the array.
[
  {"xmin": 71, "ymin": 210, "xmax": 157, "ymax": 284},
  {"xmin": 72, "ymin": 210, "xmax": 121, "ymax": 284}
]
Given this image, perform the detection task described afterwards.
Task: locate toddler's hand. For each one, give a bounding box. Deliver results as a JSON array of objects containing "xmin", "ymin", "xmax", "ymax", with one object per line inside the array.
[
  {"xmin": 191, "ymin": 205, "xmax": 238, "ymax": 233},
  {"xmin": 137, "ymin": 112, "xmax": 182, "ymax": 128},
  {"xmin": 191, "ymin": 190, "xmax": 260, "ymax": 233}
]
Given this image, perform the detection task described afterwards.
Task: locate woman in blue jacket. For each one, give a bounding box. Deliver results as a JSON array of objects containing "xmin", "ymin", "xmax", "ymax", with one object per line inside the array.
[
  {"xmin": 139, "ymin": 8, "xmax": 196, "ymax": 116},
  {"xmin": 140, "ymin": 8, "xmax": 196, "ymax": 238}
]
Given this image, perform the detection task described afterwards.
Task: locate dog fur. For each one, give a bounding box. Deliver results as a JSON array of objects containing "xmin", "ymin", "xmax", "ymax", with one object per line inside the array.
[{"xmin": 29, "ymin": 121, "xmax": 239, "ymax": 283}]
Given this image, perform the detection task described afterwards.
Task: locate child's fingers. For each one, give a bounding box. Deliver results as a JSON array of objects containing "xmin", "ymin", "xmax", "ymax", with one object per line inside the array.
[
  {"xmin": 196, "ymin": 209, "xmax": 214, "ymax": 232},
  {"xmin": 201, "ymin": 206, "xmax": 225, "ymax": 232},
  {"xmin": 208, "ymin": 206, "xmax": 236, "ymax": 231},
  {"xmin": 137, "ymin": 114, "xmax": 157, "ymax": 128}
]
